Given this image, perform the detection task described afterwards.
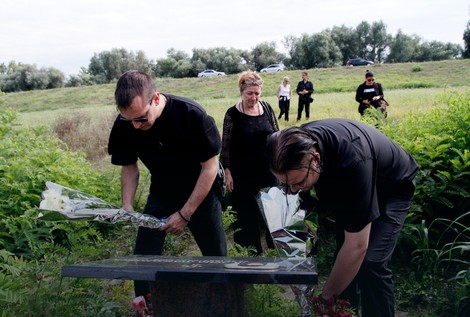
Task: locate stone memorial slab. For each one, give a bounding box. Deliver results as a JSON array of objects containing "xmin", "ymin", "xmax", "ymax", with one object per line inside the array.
[{"xmin": 62, "ymin": 255, "xmax": 317, "ymax": 317}]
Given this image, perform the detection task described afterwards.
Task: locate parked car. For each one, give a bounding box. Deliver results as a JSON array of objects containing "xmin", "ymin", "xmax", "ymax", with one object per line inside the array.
[
  {"xmin": 346, "ymin": 58, "xmax": 374, "ymax": 66},
  {"xmin": 197, "ymin": 69, "xmax": 226, "ymax": 77},
  {"xmin": 260, "ymin": 64, "xmax": 284, "ymax": 73}
]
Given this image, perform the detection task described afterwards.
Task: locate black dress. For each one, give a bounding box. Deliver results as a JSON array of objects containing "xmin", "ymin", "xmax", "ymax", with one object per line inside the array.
[{"xmin": 221, "ymin": 101, "xmax": 279, "ymax": 254}]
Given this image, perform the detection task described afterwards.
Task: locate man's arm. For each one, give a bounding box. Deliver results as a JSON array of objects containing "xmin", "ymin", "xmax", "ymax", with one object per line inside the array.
[
  {"xmin": 160, "ymin": 155, "xmax": 219, "ymax": 235},
  {"xmin": 121, "ymin": 162, "xmax": 139, "ymax": 211},
  {"xmin": 308, "ymin": 81, "xmax": 314, "ymax": 94},
  {"xmin": 321, "ymin": 223, "xmax": 371, "ymax": 300}
]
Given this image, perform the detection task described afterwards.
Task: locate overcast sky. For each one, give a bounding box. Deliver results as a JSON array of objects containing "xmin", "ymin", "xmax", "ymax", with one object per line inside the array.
[{"xmin": 1, "ymin": 0, "xmax": 468, "ymax": 75}]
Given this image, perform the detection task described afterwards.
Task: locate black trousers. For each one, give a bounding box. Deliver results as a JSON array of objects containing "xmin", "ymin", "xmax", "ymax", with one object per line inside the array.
[
  {"xmin": 336, "ymin": 181, "xmax": 415, "ymax": 317},
  {"xmin": 297, "ymin": 98, "xmax": 311, "ymax": 120},
  {"xmin": 133, "ymin": 191, "xmax": 227, "ymax": 296},
  {"xmin": 278, "ymin": 97, "xmax": 290, "ymax": 121},
  {"xmin": 231, "ymin": 188, "xmax": 274, "ymax": 255}
]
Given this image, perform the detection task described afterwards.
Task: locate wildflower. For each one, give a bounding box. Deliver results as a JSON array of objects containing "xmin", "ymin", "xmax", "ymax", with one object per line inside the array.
[{"xmin": 131, "ymin": 294, "xmax": 153, "ymax": 317}]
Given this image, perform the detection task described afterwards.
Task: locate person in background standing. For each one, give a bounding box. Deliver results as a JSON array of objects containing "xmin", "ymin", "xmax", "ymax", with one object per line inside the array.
[
  {"xmin": 221, "ymin": 70, "xmax": 279, "ymax": 255},
  {"xmin": 355, "ymin": 70, "xmax": 385, "ymax": 116},
  {"xmin": 296, "ymin": 71, "xmax": 314, "ymax": 121},
  {"xmin": 108, "ymin": 70, "xmax": 227, "ymax": 297},
  {"xmin": 276, "ymin": 76, "xmax": 292, "ymax": 121}
]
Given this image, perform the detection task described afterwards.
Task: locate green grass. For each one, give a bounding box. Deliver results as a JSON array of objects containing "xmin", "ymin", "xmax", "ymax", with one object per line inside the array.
[{"xmin": 1, "ymin": 59, "xmax": 470, "ymax": 130}]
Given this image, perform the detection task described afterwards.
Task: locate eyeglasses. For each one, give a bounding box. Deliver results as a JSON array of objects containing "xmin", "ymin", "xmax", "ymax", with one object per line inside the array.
[
  {"xmin": 280, "ymin": 158, "xmax": 313, "ymax": 195},
  {"xmin": 119, "ymin": 96, "xmax": 154, "ymax": 122},
  {"xmin": 243, "ymin": 79, "xmax": 264, "ymax": 86}
]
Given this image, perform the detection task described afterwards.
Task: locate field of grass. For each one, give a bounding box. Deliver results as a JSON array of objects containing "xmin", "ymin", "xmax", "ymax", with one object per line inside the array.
[{"xmin": 1, "ymin": 59, "xmax": 470, "ymax": 131}]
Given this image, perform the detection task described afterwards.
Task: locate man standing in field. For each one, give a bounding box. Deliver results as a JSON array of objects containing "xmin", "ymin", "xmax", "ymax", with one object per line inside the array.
[
  {"xmin": 296, "ymin": 71, "xmax": 314, "ymax": 121},
  {"xmin": 108, "ymin": 70, "xmax": 227, "ymax": 296}
]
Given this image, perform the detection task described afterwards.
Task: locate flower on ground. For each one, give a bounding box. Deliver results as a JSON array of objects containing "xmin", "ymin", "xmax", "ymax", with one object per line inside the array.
[
  {"xmin": 131, "ymin": 294, "xmax": 153, "ymax": 317},
  {"xmin": 311, "ymin": 294, "xmax": 354, "ymax": 317}
]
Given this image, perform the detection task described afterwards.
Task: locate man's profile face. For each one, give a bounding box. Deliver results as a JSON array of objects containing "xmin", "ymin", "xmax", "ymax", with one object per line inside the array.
[{"xmin": 119, "ymin": 94, "xmax": 157, "ymax": 130}]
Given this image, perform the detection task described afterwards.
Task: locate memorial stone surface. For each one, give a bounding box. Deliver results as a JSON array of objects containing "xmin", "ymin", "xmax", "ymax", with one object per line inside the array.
[{"xmin": 62, "ymin": 255, "xmax": 317, "ymax": 316}]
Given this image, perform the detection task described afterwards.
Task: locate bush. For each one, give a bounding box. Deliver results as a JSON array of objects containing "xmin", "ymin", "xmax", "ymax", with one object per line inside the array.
[
  {"xmin": 0, "ymin": 110, "xmax": 132, "ymax": 315},
  {"xmin": 52, "ymin": 112, "xmax": 115, "ymax": 161}
]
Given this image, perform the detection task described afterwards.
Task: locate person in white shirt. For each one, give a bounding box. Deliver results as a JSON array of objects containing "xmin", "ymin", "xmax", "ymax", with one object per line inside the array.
[{"xmin": 276, "ymin": 76, "xmax": 293, "ymax": 121}]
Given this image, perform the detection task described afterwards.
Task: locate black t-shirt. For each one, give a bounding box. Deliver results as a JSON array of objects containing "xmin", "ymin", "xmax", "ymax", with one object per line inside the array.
[
  {"xmin": 302, "ymin": 119, "xmax": 418, "ymax": 232},
  {"xmin": 108, "ymin": 94, "xmax": 221, "ymax": 208}
]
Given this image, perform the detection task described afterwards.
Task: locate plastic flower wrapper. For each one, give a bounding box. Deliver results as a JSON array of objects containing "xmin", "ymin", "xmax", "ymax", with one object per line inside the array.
[
  {"xmin": 257, "ymin": 186, "xmax": 318, "ymax": 317},
  {"xmin": 38, "ymin": 181, "xmax": 166, "ymax": 229}
]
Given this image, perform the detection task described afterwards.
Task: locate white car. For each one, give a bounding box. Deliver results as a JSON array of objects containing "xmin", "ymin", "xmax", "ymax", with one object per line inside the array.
[
  {"xmin": 197, "ymin": 69, "xmax": 226, "ymax": 77},
  {"xmin": 260, "ymin": 64, "xmax": 284, "ymax": 73}
]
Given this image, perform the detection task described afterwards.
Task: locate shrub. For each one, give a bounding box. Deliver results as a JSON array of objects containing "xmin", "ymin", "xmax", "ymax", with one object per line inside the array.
[{"xmin": 52, "ymin": 112, "xmax": 115, "ymax": 161}]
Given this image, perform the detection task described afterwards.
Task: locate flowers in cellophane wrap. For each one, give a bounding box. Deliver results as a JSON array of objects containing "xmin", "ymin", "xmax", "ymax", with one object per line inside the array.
[
  {"xmin": 257, "ymin": 187, "xmax": 319, "ymax": 317},
  {"xmin": 131, "ymin": 293, "xmax": 153, "ymax": 317},
  {"xmin": 38, "ymin": 181, "xmax": 166, "ymax": 228}
]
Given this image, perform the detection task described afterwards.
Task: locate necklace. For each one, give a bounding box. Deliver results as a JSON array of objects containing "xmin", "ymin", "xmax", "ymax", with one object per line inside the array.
[{"xmin": 241, "ymin": 101, "xmax": 260, "ymax": 115}]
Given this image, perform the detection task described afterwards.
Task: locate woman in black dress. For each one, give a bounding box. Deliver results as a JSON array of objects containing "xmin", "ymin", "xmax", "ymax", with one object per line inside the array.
[{"xmin": 220, "ymin": 70, "xmax": 279, "ymax": 254}]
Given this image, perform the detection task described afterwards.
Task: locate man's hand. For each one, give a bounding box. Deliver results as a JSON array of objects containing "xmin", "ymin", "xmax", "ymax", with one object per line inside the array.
[{"xmin": 160, "ymin": 211, "xmax": 188, "ymax": 235}]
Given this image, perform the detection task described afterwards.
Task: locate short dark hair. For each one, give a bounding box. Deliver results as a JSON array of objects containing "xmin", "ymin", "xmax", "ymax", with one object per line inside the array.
[
  {"xmin": 114, "ymin": 70, "xmax": 156, "ymax": 110},
  {"xmin": 267, "ymin": 126, "xmax": 318, "ymax": 173}
]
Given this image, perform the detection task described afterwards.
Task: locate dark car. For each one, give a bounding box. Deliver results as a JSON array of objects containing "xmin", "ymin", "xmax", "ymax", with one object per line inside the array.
[{"xmin": 346, "ymin": 58, "xmax": 374, "ymax": 66}]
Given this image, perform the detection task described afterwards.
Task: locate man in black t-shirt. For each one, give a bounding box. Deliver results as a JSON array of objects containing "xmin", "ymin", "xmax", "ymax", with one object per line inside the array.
[
  {"xmin": 108, "ymin": 70, "xmax": 227, "ymax": 296},
  {"xmin": 296, "ymin": 71, "xmax": 314, "ymax": 121},
  {"xmin": 266, "ymin": 118, "xmax": 418, "ymax": 317}
]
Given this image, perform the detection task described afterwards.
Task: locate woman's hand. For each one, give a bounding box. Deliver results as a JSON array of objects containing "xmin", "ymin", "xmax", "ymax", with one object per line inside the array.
[{"xmin": 225, "ymin": 168, "xmax": 234, "ymax": 192}]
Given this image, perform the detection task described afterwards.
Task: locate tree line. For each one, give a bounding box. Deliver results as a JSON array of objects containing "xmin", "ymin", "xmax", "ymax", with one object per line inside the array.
[{"xmin": 1, "ymin": 20, "xmax": 468, "ymax": 93}]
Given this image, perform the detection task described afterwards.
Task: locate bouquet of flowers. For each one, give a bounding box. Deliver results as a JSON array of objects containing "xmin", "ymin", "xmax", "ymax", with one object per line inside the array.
[
  {"xmin": 38, "ymin": 181, "xmax": 166, "ymax": 228},
  {"xmin": 257, "ymin": 187, "xmax": 318, "ymax": 317},
  {"xmin": 311, "ymin": 295, "xmax": 354, "ymax": 317}
]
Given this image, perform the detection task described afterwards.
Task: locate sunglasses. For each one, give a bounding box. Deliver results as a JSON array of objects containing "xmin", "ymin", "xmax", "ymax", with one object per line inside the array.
[
  {"xmin": 119, "ymin": 96, "xmax": 154, "ymax": 122},
  {"xmin": 243, "ymin": 79, "xmax": 264, "ymax": 85},
  {"xmin": 367, "ymin": 78, "xmax": 375, "ymax": 82}
]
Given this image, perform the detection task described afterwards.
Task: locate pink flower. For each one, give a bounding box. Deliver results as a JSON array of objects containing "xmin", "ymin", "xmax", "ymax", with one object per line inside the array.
[{"xmin": 132, "ymin": 296, "xmax": 147, "ymax": 311}]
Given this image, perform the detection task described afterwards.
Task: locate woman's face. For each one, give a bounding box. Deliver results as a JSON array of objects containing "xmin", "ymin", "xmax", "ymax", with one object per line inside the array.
[
  {"xmin": 241, "ymin": 85, "xmax": 261, "ymax": 106},
  {"xmin": 365, "ymin": 76, "xmax": 375, "ymax": 86}
]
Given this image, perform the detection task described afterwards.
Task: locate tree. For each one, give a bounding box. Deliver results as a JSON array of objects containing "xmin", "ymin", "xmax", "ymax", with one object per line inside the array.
[
  {"xmin": 291, "ymin": 32, "xmax": 342, "ymax": 69},
  {"xmin": 369, "ymin": 21, "xmax": 392, "ymax": 63},
  {"xmin": 155, "ymin": 48, "xmax": 192, "ymax": 78},
  {"xmin": 191, "ymin": 47, "xmax": 248, "ymax": 75},
  {"xmin": 0, "ymin": 63, "xmax": 64, "ymax": 92},
  {"xmin": 88, "ymin": 48, "xmax": 154, "ymax": 83},
  {"xmin": 414, "ymin": 41, "xmax": 462, "ymax": 61},
  {"xmin": 463, "ymin": 20, "xmax": 470, "ymax": 58},
  {"xmin": 250, "ymin": 42, "xmax": 285, "ymax": 71},
  {"xmin": 329, "ymin": 25, "xmax": 361, "ymax": 65},
  {"xmin": 354, "ymin": 20, "xmax": 391, "ymax": 62},
  {"xmin": 387, "ymin": 30, "xmax": 421, "ymax": 63}
]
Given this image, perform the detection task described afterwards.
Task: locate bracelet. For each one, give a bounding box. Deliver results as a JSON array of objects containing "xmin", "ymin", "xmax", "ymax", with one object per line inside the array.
[{"xmin": 177, "ymin": 210, "xmax": 190, "ymax": 222}]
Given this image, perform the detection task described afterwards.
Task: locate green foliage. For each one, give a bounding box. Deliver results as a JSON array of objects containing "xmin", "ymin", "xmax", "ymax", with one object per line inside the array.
[
  {"xmin": 245, "ymin": 284, "xmax": 299, "ymax": 317},
  {"xmin": 0, "ymin": 62, "xmax": 65, "ymax": 92},
  {"xmin": 381, "ymin": 90, "xmax": 470, "ymax": 221},
  {"xmin": 396, "ymin": 212, "xmax": 470, "ymax": 316},
  {"xmin": 412, "ymin": 65, "xmax": 423, "ymax": 72}
]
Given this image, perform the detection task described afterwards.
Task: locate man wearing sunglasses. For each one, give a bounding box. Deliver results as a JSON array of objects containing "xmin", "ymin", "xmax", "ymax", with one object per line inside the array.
[
  {"xmin": 108, "ymin": 70, "xmax": 227, "ymax": 297},
  {"xmin": 355, "ymin": 70, "xmax": 385, "ymax": 116},
  {"xmin": 266, "ymin": 118, "xmax": 418, "ymax": 317}
]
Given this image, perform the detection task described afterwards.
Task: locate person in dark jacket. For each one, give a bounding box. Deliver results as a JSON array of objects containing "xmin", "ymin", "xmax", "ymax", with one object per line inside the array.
[
  {"xmin": 355, "ymin": 70, "xmax": 385, "ymax": 116},
  {"xmin": 296, "ymin": 71, "xmax": 314, "ymax": 121}
]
